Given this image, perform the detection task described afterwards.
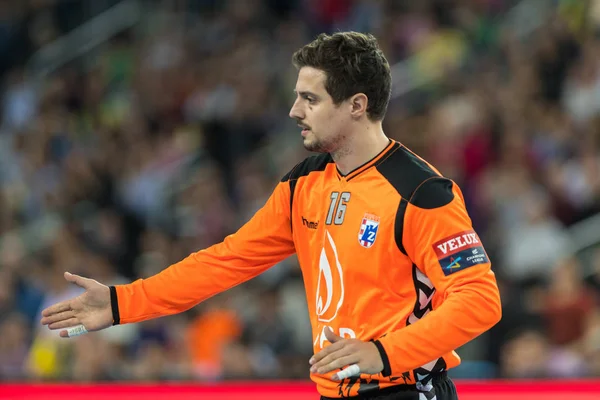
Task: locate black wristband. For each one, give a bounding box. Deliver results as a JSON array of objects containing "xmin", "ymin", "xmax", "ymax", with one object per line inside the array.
[
  {"xmin": 109, "ymin": 286, "xmax": 120, "ymax": 326},
  {"xmin": 372, "ymin": 339, "xmax": 392, "ymax": 377}
]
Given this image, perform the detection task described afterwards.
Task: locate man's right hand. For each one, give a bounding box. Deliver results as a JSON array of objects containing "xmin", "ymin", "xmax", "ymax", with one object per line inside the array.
[{"xmin": 40, "ymin": 272, "xmax": 114, "ymax": 337}]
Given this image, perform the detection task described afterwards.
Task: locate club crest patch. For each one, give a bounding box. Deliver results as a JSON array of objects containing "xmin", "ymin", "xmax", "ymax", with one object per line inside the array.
[
  {"xmin": 358, "ymin": 213, "xmax": 380, "ymax": 248},
  {"xmin": 433, "ymin": 230, "xmax": 489, "ymax": 276}
]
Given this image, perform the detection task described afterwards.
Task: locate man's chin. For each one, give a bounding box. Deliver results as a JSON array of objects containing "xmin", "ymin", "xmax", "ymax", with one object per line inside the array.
[{"xmin": 302, "ymin": 138, "xmax": 326, "ymax": 153}]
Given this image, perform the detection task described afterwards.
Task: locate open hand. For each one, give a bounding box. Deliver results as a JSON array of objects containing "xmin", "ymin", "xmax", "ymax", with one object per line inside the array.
[{"xmin": 40, "ymin": 272, "xmax": 113, "ymax": 337}]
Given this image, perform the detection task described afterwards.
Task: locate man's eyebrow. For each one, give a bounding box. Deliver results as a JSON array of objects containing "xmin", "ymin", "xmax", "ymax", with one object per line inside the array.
[{"xmin": 294, "ymin": 90, "xmax": 319, "ymax": 98}]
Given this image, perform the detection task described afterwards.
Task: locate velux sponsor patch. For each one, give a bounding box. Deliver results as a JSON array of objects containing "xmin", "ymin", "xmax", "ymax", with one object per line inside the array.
[{"xmin": 432, "ymin": 230, "xmax": 489, "ymax": 276}]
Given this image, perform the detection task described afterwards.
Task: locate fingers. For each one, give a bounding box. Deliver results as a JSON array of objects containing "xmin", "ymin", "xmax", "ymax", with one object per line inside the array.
[
  {"xmin": 323, "ymin": 326, "xmax": 343, "ymax": 343},
  {"xmin": 64, "ymin": 272, "xmax": 94, "ymax": 290},
  {"xmin": 65, "ymin": 324, "xmax": 88, "ymax": 338},
  {"xmin": 309, "ymin": 327, "xmax": 344, "ymax": 368},
  {"xmin": 311, "ymin": 345, "xmax": 352, "ymax": 372},
  {"xmin": 41, "ymin": 310, "xmax": 75, "ymax": 326},
  {"xmin": 41, "ymin": 301, "xmax": 71, "ymax": 318},
  {"xmin": 48, "ymin": 317, "xmax": 80, "ymax": 330},
  {"xmin": 310, "ymin": 340, "xmax": 345, "ymax": 365},
  {"xmin": 312, "ymin": 354, "xmax": 358, "ymax": 375},
  {"xmin": 58, "ymin": 325, "xmax": 90, "ymax": 339},
  {"xmin": 333, "ymin": 364, "xmax": 361, "ymax": 381}
]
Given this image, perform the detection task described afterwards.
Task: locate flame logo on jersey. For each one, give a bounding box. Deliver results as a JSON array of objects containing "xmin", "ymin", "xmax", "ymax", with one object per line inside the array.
[{"xmin": 316, "ymin": 231, "xmax": 345, "ymax": 323}]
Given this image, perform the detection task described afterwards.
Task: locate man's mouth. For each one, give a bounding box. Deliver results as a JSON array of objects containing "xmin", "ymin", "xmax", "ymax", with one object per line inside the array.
[{"xmin": 298, "ymin": 124, "xmax": 311, "ymax": 135}]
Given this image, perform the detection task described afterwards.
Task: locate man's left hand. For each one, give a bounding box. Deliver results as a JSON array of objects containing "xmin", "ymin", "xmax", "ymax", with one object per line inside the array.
[{"xmin": 309, "ymin": 327, "xmax": 384, "ymax": 380}]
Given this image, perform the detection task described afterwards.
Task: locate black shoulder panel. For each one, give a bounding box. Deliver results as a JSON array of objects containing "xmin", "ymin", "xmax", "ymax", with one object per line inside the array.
[
  {"xmin": 282, "ymin": 153, "xmax": 333, "ymax": 231},
  {"xmin": 375, "ymin": 145, "xmax": 440, "ymax": 200},
  {"xmin": 410, "ymin": 177, "xmax": 454, "ymax": 209},
  {"xmin": 376, "ymin": 145, "xmax": 454, "ymax": 255},
  {"xmin": 281, "ymin": 153, "xmax": 333, "ymax": 182}
]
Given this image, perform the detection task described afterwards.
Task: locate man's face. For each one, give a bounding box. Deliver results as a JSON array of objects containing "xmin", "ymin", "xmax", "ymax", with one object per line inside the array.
[{"xmin": 289, "ymin": 67, "xmax": 350, "ymax": 153}]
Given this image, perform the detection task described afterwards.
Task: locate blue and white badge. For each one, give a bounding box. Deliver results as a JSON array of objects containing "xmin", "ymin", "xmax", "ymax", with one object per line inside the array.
[{"xmin": 358, "ymin": 213, "xmax": 380, "ymax": 248}]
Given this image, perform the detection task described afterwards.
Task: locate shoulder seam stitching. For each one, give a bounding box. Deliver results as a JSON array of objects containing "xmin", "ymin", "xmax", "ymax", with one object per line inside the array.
[{"xmin": 407, "ymin": 176, "xmax": 452, "ymax": 205}]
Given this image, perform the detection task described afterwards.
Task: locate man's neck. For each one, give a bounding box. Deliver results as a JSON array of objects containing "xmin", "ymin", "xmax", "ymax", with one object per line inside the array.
[{"xmin": 331, "ymin": 123, "xmax": 389, "ymax": 176}]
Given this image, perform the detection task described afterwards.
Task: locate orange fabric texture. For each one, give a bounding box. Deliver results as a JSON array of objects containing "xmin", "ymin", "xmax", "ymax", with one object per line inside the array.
[{"xmin": 114, "ymin": 140, "xmax": 501, "ymax": 398}]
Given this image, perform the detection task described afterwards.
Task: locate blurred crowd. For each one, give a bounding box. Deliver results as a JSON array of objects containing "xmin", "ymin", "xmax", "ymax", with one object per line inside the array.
[{"xmin": 1, "ymin": 0, "xmax": 600, "ymax": 383}]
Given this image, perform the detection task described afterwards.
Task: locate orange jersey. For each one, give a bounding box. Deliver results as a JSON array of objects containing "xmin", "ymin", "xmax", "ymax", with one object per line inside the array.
[{"xmin": 112, "ymin": 140, "xmax": 501, "ymax": 398}]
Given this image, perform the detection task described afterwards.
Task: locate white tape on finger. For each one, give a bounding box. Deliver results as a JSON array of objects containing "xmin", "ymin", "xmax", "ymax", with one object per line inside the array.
[
  {"xmin": 66, "ymin": 324, "xmax": 88, "ymax": 337},
  {"xmin": 336, "ymin": 364, "xmax": 360, "ymax": 380}
]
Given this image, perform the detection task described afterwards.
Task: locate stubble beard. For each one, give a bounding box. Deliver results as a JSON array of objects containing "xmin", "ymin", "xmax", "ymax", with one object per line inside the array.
[
  {"xmin": 303, "ymin": 131, "xmax": 344, "ymax": 154},
  {"xmin": 303, "ymin": 136, "xmax": 328, "ymax": 153}
]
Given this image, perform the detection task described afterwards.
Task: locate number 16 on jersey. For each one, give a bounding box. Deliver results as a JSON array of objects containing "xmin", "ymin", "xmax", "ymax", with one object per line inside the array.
[{"xmin": 326, "ymin": 191, "xmax": 351, "ymax": 225}]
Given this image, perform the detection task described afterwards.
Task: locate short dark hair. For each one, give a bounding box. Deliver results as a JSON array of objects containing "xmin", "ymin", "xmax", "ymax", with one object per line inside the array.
[{"xmin": 292, "ymin": 32, "xmax": 392, "ymax": 121}]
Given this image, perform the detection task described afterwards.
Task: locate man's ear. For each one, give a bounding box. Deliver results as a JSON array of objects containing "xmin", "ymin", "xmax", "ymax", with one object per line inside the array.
[{"xmin": 349, "ymin": 93, "xmax": 368, "ymax": 118}]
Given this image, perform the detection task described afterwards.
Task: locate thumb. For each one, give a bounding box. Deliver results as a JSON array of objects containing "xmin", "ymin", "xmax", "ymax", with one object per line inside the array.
[
  {"xmin": 64, "ymin": 272, "xmax": 94, "ymax": 290},
  {"xmin": 324, "ymin": 326, "xmax": 343, "ymax": 344}
]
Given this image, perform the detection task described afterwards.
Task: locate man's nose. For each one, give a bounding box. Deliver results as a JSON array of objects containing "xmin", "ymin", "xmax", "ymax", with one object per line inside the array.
[{"xmin": 289, "ymin": 99, "xmax": 304, "ymax": 120}]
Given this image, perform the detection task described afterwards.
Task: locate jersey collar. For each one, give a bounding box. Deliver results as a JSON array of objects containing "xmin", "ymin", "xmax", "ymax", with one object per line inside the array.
[{"xmin": 335, "ymin": 139, "xmax": 397, "ymax": 181}]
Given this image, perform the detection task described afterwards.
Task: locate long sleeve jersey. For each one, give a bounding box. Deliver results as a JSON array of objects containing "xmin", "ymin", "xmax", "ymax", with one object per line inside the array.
[{"xmin": 110, "ymin": 140, "xmax": 501, "ymax": 398}]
